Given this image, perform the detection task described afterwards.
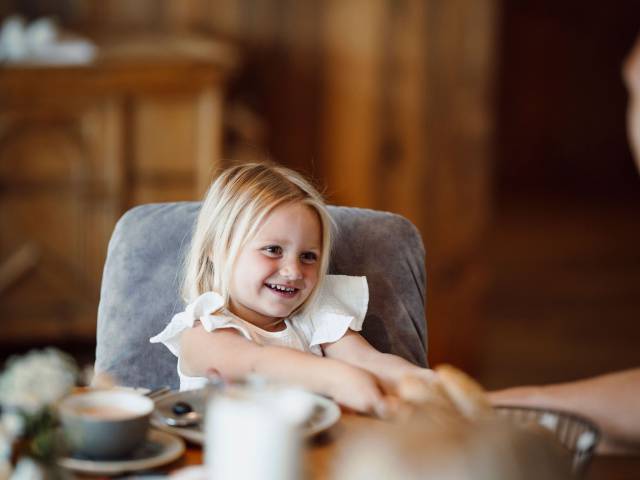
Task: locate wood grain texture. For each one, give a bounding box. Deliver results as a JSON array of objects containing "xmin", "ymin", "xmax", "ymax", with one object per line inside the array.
[
  {"xmin": 0, "ymin": 36, "xmax": 234, "ymax": 344},
  {"xmin": 1, "ymin": 2, "xmax": 498, "ymax": 370}
]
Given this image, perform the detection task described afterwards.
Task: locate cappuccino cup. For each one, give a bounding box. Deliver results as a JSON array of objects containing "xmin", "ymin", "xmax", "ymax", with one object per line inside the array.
[{"xmin": 58, "ymin": 390, "xmax": 154, "ymax": 459}]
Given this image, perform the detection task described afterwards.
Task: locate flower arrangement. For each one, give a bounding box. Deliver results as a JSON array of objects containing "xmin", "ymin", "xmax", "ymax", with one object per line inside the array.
[{"xmin": 0, "ymin": 348, "xmax": 78, "ymax": 480}]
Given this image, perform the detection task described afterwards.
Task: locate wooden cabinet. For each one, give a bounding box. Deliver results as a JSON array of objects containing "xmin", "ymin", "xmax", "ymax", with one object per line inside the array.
[{"xmin": 0, "ymin": 35, "xmax": 236, "ymax": 344}]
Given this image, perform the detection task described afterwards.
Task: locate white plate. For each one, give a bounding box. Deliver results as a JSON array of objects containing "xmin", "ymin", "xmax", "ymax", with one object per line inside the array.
[
  {"xmin": 151, "ymin": 389, "xmax": 341, "ymax": 444},
  {"xmin": 57, "ymin": 429, "xmax": 185, "ymax": 475}
]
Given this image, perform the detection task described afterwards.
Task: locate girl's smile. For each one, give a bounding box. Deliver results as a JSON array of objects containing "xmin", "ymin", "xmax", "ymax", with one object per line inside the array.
[
  {"xmin": 228, "ymin": 202, "xmax": 322, "ymax": 331},
  {"xmin": 265, "ymin": 282, "xmax": 299, "ymax": 297}
]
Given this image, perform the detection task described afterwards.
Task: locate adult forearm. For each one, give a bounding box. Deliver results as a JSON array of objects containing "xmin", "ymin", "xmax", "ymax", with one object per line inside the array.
[
  {"xmin": 547, "ymin": 370, "xmax": 640, "ymax": 451},
  {"xmin": 489, "ymin": 369, "xmax": 640, "ymax": 454}
]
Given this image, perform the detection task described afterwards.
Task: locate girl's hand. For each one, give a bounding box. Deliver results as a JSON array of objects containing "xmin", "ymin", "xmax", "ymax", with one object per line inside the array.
[{"xmin": 327, "ymin": 363, "xmax": 390, "ymax": 418}]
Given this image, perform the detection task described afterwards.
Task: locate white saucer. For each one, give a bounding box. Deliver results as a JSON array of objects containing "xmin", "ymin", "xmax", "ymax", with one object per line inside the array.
[
  {"xmin": 152, "ymin": 389, "xmax": 341, "ymax": 445},
  {"xmin": 57, "ymin": 429, "xmax": 185, "ymax": 475}
]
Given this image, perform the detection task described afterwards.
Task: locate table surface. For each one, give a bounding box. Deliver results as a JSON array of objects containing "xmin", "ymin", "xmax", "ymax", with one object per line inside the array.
[{"xmin": 163, "ymin": 414, "xmax": 639, "ymax": 480}]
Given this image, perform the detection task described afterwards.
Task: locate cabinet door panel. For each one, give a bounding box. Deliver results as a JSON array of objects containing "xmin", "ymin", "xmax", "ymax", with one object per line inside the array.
[
  {"xmin": 0, "ymin": 103, "xmax": 122, "ymax": 341},
  {"xmin": 133, "ymin": 95, "xmax": 198, "ymax": 176}
]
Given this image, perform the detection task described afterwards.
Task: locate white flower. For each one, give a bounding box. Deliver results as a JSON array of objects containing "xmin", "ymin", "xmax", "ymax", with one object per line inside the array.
[
  {"xmin": 0, "ymin": 348, "xmax": 77, "ymax": 414},
  {"xmin": 0, "ymin": 413, "xmax": 24, "ymax": 439},
  {"xmin": 9, "ymin": 457, "xmax": 45, "ymax": 480}
]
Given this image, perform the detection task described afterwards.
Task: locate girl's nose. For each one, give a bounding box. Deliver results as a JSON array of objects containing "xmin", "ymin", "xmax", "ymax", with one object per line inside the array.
[{"xmin": 279, "ymin": 260, "xmax": 302, "ymax": 280}]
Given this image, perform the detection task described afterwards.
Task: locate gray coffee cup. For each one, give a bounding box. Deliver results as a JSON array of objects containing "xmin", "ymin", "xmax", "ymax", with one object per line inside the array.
[{"xmin": 58, "ymin": 390, "xmax": 154, "ymax": 459}]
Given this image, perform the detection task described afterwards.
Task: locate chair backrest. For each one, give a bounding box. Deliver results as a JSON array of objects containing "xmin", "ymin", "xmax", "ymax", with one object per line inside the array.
[{"xmin": 95, "ymin": 202, "xmax": 427, "ymax": 389}]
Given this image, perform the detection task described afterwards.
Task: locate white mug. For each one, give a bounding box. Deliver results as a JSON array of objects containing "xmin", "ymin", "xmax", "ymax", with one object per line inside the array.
[{"xmin": 205, "ymin": 387, "xmax": 303, "ymax": 480}]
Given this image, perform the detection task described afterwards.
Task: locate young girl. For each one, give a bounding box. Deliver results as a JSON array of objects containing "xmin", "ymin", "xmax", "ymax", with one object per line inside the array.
[{"xmin": 150, "ymin": 162, "xmax": 430, "ymax": 416}]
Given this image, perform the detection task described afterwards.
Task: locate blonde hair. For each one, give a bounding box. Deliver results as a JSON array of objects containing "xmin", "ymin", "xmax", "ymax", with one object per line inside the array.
[{"xmin": 182, "ymin": 162, "xmax": 333, "ymax": 316}]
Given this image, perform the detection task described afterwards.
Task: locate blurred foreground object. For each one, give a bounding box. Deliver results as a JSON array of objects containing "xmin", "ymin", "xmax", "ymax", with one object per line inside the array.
[
  {"xmin": 333, "ymin": 415, "xmax": 572, "ymax": 480},
  {"xmin": 495, "ymin": 406, "xmax": 599, "ymax": 474},
  {"xmin": 396, "ymin": 364, "xmax": 493, "ymax": 423},
  {"xmin": 333, "ymin": 365, "xmax": 591, "ymax": 479},
  {"xmin": 0, "ymin": 348, "xmax": 79, "ymax": 478},
  {"xmin": 205, "ymin": 384, "xmax": 317, "ymax": 480}
]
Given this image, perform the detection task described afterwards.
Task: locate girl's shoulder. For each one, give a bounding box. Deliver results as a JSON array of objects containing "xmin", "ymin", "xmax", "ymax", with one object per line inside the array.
[
  {"xmin": 292, "ymin": 274, "xmax": 369, "ymax": 347},
  {"xmin": 150, "ymin": 291, "xmax": 252, "ymax": 355},
  {"xmin": 317, "ymin": 275, "xmax": 369, "ymax": 314}
]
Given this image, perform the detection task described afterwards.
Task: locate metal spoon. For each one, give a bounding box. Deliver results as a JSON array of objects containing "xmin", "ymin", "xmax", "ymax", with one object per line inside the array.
[{"xmin": 157, "ymin": 410, "xmax": 203, "ymax": 427}]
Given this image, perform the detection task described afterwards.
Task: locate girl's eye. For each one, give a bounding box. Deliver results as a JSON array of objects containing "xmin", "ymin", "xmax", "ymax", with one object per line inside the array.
[
  {"xmin": 300, "ymin": 252, "xmax": 318, "ymax": 264},
  {"xmin": 262, "ymin": 245, "xmax": 283, "ymax": 256}
]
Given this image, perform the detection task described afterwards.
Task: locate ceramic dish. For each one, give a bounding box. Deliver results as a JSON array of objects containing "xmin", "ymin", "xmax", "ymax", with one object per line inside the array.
[
  {"xmin": 495, "ymin": 405, "xmax": 600, "ymax": 474},
  {"xmin": 151, "ymin": 389, "xmax": 341, "ymax": 444},
  {"xmin": 57, "ymin": 429, "xmax": 185, "ymax": 475}
]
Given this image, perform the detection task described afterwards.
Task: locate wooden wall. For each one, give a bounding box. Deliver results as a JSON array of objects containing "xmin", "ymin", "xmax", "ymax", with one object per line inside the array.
[
  {"xmin": 1, "ymin": 0, "xmax": 499, "ymax": 371},
  {"xmin": 496, "ymin": 0, "xmax": 640, "ymax": 202}
]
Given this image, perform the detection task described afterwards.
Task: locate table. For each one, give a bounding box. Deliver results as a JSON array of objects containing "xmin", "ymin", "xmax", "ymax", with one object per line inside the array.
[{"xmin": 164, "ymin": 414, "xmax": 640, "ymax": 479}]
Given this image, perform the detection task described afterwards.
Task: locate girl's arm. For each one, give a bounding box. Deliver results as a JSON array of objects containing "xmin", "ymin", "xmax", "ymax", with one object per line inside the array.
[
  {"xmin": 322, "ymin": 330, "xmax": 431, "ymax": 393},
  {"xmin": 180, "ymin": 324, "xmax": 389, "ymax": 416}
]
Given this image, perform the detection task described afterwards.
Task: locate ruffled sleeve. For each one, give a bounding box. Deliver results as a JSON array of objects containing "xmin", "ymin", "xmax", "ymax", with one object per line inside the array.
[
  {"xmin": 293, "ymin": 275, "xmax": 369, "ymax": 347},
  {"xmin": 149, "ymin": 291, "xmax": 252, "ymax": 356}
]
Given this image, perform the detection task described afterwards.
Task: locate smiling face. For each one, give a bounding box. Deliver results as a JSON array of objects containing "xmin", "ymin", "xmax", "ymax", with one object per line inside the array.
[{"xmin": 228, "ymin": 201, "xmax": 322, "ymax": 330}]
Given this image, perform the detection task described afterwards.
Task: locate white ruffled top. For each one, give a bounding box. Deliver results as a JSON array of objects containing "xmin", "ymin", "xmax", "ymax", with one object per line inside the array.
[{"xmin": 149, "ymin": 274, "xmax": 369, "ymax": 391}]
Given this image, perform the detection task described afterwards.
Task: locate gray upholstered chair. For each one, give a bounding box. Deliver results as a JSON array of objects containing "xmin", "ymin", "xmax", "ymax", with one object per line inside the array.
[{"xmin": 95, "ymin": 202, "xmax": 427, "ymax": 389}]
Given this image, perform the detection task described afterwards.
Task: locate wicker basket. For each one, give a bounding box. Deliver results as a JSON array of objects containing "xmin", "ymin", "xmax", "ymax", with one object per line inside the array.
[{"xmin": 495, "ymin": 405, "xmax": 600, "ymax": 475}]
